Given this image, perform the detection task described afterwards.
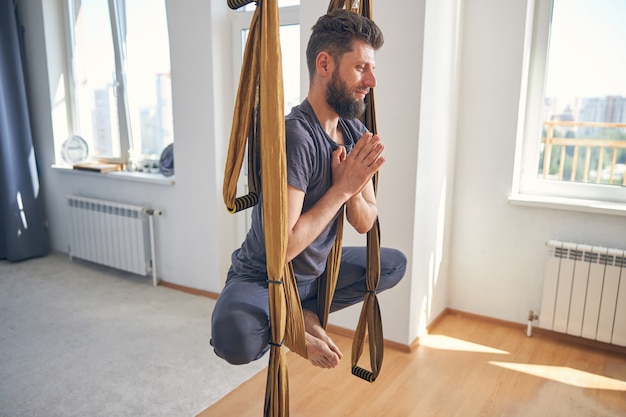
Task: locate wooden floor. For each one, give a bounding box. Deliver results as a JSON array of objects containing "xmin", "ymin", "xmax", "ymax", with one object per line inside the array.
[{"xmin": 198, "ymin": 312, "xmax": 626, "ymax": 417}]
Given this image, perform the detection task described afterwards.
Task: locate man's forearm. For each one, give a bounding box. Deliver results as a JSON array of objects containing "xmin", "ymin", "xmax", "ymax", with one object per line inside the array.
[
  {"xmin": 286, "ymin": 184, "xmax": 351, "ymax": 262},
  {"xmin": 345, "ymin": 191, "xmax": 378, "ymax": 233}
]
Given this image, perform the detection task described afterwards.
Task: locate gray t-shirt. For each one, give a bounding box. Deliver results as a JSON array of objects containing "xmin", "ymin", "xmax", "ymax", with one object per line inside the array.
[{"xmin": 231, "ymin": 99, "xmax": 367, "ymax": 282}]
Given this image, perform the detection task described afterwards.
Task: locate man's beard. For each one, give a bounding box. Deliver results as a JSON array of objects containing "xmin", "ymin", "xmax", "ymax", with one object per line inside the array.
[{"xmin": 326, "ymin": 70, "xmax": 366, "ymax": 119}]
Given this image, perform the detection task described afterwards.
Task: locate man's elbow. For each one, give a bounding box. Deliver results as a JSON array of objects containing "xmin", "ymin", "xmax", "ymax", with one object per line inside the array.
[
  {"xmin": 350, "ymin": 218, "xmax": 375, "ymax": 234},
  {"xmin": 354, "ymin": 225, "xmax": 371, "ymax": 234}
]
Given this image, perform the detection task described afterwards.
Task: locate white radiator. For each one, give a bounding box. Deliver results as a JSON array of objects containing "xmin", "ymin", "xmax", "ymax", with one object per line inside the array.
[
  {"xmin": 539, "ymin": 240, "xmax": 626, "ymax": 346},
  {"xmin": 67, "ymin": 195, "xmax": 160, "ymax": 286}
]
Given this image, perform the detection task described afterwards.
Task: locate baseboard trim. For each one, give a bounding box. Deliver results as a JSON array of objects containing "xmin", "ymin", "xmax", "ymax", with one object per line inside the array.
[
  {"xmin": 445, "ymin": 308, "xmax": 527, "ymax": 331},
  {"xmin": 445, "ymin": 308, "xmax": 626, "ymax": 356},
  {"xmin": 531, "ymin": 327, "xmax": 626, "ymax": 356},
  {"xmin": 159, "ymin": 280, "xmax": 220, "ymax": 300}
]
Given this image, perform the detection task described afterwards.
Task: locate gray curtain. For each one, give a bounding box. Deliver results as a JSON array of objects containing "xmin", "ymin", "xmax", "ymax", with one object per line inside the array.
[{"xmin": 0, "ymin": 0, "xmax": 49, "ymax": 261}]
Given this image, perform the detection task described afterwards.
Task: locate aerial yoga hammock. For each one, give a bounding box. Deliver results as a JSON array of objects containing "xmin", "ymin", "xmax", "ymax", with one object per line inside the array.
[{"xmin": 222, "ymin": 0, "xmax": 383, "ymax": 415}]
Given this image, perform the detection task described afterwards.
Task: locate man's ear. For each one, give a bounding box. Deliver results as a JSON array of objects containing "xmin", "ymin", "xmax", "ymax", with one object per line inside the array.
[{"xmin": 316, "ymin": 52, "xmax": 332, "ymax": 77}]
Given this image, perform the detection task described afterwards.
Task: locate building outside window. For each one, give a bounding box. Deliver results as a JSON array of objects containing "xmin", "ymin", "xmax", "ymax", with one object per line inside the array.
[{"xmin": 514, "ymin": 0, "xmax": 626, "ymax": 207}]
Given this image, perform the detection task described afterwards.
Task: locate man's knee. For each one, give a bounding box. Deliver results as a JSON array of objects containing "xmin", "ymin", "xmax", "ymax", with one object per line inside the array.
[
  {"xmin": 211, "ymin": 307, "xmax": 270, "ymax": 365},
  {"xmin": 380, "ymin": 248, "xmax": 407, "ymax": 290}
]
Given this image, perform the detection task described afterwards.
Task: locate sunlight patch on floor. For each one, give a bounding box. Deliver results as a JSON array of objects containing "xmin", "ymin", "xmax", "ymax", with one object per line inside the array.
[
  {"xmin": 490, "ymin": 362, "xmax": 626, "ymax": 390},
  {"xmin": 419, "ymin": 334, "xmax": 509, "ymax": 354}
]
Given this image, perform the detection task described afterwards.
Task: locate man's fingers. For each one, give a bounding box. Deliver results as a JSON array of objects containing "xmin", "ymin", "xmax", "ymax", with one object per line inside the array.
[
  {"xmin": 352, "ymin": 133, "xmax": 383, "ymax": 165},
  {"xmin": 365, "ymin": 142, "xmax": 384, "ymax": 168},
  {"xmin": 352, "ymin": 132, "xmax": 373, "ymax": 157}
]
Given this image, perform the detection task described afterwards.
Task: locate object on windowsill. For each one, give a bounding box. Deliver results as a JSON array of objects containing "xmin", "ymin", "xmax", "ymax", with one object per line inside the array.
[
  {"xmin": 61, "ymin": 135, "xmax": 89, "ymax": 164},
  {"xmin": 159, "ymin": 143, "xmax": 174, "ymax": 177},
  {"xmin": 73, "ymin": 162, "xmax": 123, "ymax": 173}
]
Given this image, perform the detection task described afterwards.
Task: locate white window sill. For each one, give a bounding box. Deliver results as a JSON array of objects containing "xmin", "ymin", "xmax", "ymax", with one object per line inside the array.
[
  {"xmin": 509, "ymin": 193, "xmax": 626, "ymax": 217},
  {"xmin": 52, "ymin": 164, "xmax": 175, "ymax": 186}
]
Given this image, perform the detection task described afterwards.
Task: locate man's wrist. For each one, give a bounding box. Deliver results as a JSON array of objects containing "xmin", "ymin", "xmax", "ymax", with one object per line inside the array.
[{"xmin": 329, "ymin": 184, "xmax": 353, "ymax": 205}]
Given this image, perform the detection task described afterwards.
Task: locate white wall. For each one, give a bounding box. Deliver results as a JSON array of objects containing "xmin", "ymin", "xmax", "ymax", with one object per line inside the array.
[
  {"xmin": 17, "ymin": 0, "xmax": 625, "ymax": 348},
  {"xmin": 450, "ymin": 0, "xmax": 626, "ymax": 323},
  {"xmin": 410, "ymin": 0, "xmax": 462, "ymax": 340}
]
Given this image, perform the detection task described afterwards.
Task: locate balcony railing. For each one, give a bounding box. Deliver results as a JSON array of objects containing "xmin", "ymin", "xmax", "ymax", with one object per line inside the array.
[{"xmin": 541, "ymin": 120, "xmax": 626, "ymax": 186}]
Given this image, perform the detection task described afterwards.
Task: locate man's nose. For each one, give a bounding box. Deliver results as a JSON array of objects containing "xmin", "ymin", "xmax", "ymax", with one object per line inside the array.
[{"xmin": 364, "ymin": 68, "xmax": 377, "ymax": 88}]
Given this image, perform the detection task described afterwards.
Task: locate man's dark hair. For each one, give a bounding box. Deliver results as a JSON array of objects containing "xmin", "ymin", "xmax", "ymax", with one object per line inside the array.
[{"xmin": 306, "ymin": 9, "xmax": 384, "ymax": 81}]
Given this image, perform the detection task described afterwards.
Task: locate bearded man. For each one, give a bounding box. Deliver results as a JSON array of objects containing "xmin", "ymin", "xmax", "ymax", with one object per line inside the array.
[{"xmin": 211, "ymin": 9, "xmax": 406, "ymax": 369}]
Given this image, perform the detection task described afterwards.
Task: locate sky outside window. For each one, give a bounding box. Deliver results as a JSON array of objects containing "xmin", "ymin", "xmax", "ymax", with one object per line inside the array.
[{"xmin": 546, "ymin": 0, "xmax": 626, "ymax": 101}]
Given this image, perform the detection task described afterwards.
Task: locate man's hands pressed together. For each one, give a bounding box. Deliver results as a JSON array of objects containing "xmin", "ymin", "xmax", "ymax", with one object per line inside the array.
[
  {"xmin": 334, "ymin": 132, "xmax": 384, "ymax": 234},
  {"xmin": 331, "ymin": 132, "xmax": 385, "ymax": 199}
]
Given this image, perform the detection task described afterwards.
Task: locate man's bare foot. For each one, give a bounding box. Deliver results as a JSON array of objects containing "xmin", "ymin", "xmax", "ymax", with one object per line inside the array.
[{"xmin": 303, "ymin": 309, "xmax": 343, "ymax": 368}]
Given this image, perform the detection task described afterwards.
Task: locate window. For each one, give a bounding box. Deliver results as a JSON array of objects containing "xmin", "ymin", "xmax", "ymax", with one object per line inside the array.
[
  {"xmin": 514, "ymin": 0, "xmax": 626, "ymax": 207},
  {"xmin": 62, "ymin": 0, "xmax": 173, "ymax": 172}
]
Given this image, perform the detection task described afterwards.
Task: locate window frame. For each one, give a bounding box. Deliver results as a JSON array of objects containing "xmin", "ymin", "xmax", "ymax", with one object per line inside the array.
[
  {"xmin": 511, "ymin": 0, "xmax": 626, "ymax": 213},
  {"xmin": 61, "ymin": 0, "xmax": 172, "ymax": 168}
]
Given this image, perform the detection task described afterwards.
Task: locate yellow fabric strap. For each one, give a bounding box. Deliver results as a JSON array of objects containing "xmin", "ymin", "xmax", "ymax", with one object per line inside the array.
[
  {"xmin": 222, "ymin": 8, "xmax": 260, "ymax": 212},
  {"xmin": 223, "ymin": 1, "xmax": 383, "ymax": 415},
  {"xmin": 323, "ymin": 0, "xmax": 384, "ymax": 383},
  {"xmin": 256, "ymin": 2, "xmax": 302, "ymax": 416},
  {"xmin": 222, "ymin": 1, "xmax": 306, "ymax": 416},
  {"xmin": 317, "ymin": 209, "xmax": 344, "ymax": 328}
]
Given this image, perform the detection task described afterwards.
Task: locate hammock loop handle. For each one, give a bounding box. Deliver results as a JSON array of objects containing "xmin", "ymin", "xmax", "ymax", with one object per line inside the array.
[
  {"xmin": 227, "ymin": 192, "xmax": 259, "ymax": 213},
  {"xmin": 351, "ymin": 365, "xmax": 376, "ymax": 382}
]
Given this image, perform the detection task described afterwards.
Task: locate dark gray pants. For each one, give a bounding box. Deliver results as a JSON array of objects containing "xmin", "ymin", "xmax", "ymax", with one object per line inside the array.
[{"xmin": 210, "ymin": 246, "xmax": 406, "ymax": 365}]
